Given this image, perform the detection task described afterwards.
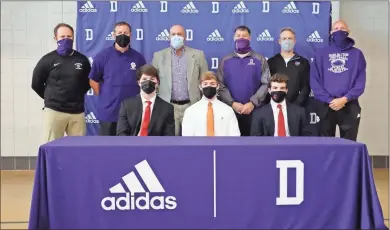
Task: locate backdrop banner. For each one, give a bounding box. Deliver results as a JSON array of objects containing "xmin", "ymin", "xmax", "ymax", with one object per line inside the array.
[{"xmin": 76, "ymin": 1, "xmax": 331, "ymax": 136}]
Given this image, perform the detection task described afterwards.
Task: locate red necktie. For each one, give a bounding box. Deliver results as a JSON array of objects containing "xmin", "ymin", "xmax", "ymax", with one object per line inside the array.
[
  {"xmin": 140, "ymin": 101, "xmax": 152, "ymax": 136},
  {"xmin": 277, "ymin": 104, "xmax": 286, "ymax": 137}
]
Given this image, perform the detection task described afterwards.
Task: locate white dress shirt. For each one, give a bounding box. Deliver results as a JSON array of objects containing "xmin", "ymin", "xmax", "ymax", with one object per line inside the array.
[
  {"xmin": 270, "ymin": 99, "xmax": 290, "ymax": 136},
  {"xmin": 138, "ymin": 93, "xmax": 157, "ymax": 136},
  {"xmin": 182, "ymin": 96, "xmax": 240, "ymax": 136}
]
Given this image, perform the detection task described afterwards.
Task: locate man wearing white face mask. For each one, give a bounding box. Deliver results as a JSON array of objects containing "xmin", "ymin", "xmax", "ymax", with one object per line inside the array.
[
  {"xmin": 152, "ymin": 24, "xmax": 209, "ymax": 136},
  {"xmin": 267, "ymin": 27, "xmax": 310, "ymax": 107}
]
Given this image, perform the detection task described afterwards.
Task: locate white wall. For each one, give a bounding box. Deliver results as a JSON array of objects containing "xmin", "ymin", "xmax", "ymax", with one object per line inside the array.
[{"xmin": 0, "ymin": 1, "xmax": 388, "ymax": 157}]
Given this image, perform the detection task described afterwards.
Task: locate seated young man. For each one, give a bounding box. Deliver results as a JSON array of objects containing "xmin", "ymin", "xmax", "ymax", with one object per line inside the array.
[
  {"xmin": 116, "ymin": 64, "xmax": 175, "ymax": 136},
  {"xmin": 182, "ymin": 71, "xmax": 240, "ymax": 136},
  {"xmin": 250, "ymin": 73, "xmax": 310, "ymax": 136}
]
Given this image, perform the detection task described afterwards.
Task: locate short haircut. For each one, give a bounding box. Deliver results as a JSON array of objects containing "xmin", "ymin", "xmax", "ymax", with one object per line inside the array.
[
  {"xmin": 268, "ymin": 73, "xmax": 289, "ymax": 88},
  {"xmin": 53, "ymin": 23, "xmax": 74, "ymax": 37},
  {"xmin": 200, "ymin": 71, "xmax": 218, "ymax": 83},
  {"xmin": 234, "ymin": 25, "xmax": 251, "ymax": 35},
  {"xmin": 280, "ymin": 27, "xmax": 296, "ymax": 37},
  {"xmin": 113, "ymin": 21, "xmax": 132, "ymax": 33},
  {"xmin": 136, "ymin": 64, "xmax": 160, "ymax": 83}
]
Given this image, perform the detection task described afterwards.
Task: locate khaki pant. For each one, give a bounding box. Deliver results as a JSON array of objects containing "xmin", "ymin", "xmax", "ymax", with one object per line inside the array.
[
  {"xmin": 43, "ymin": 108, "xmax": 86, "ymax": 142},
  {"xmin": 172, "ymin": 103, "xmax": 190, "ymax": 136}
]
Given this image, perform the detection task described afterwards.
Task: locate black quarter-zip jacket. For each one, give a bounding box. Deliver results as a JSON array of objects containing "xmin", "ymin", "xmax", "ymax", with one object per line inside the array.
[
  {"xmin": 31, "ymin": 50, "xmax": 91, "ymax": 114},
  {"xmin": 267, "ymin": 53, "xmax": 310, "ymax": 106}
]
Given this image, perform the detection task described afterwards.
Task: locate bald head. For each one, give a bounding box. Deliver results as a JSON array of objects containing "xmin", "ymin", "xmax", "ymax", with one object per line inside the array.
[
  {"xmin": 331, "ymin": 20, "xmax": 349, "ymax": 34},
  {"xmin": 170, "ymin": 25, "xmax": 186, "ymax": 40}
]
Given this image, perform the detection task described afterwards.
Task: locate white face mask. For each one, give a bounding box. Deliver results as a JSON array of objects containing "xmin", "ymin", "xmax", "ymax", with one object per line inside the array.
[{"xmin": 170, "ymin": 35, "xmax": 184, "ymax": 50}]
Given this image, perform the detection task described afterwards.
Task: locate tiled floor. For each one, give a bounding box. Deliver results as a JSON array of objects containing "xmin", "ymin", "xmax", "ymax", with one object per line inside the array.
[{"xmin": 1, "ymin": 170, "xmax": 389, "ymax": 228}]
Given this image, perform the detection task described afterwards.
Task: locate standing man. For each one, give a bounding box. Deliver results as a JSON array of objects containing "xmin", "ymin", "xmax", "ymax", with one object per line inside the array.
[
  {"xmin": 152, "ymin": 24, "xmax": 209, "ymax": 136},
  {"xmin": 89, "ymin": 21, "xmax": 146, "ymax": 136},
  {"xmin": 31, "ymin": 23, "xmax": 91, "ymax": 142},
  {"xmin": 217, "ymin": 25, "xmax": 271, "ymax": 136},
  {"xmin": 310, "ymin": 20, "xmax": 366, "ymax": 141},
  {"xmin": 251, "ymin": 74, "xmax": 310, "ymax": 136},
  {"xmin": 182, "ymin": 71, "xmax": 240, "ymax": 136},
  {"xmin": 267, "ymin": 27, "xmax": 310, "ymax": 106}
]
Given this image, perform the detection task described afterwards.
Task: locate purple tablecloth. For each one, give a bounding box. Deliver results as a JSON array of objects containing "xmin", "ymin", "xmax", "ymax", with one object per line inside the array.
[{"xmin": 29, "ymin": 137, "xmax": 387, "ymax": 229}]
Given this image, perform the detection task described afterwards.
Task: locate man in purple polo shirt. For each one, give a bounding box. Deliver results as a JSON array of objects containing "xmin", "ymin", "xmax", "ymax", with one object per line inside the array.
[
  {"xmin": 89, "ymin": 21, "xmax": 146, "ymax": 136},
  {"xmin": 310, "ymin": 20, "xmax": 366, "ymax": 141},
  {"xmin": 217, "ymin": 25, "xmax": 271, "ymax": 136}
]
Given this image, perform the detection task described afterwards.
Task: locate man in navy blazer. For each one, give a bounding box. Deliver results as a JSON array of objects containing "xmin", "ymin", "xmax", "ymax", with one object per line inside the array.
[{"xmin": 251, "ymin": 73, "xmax": 310, "ymax": 136}]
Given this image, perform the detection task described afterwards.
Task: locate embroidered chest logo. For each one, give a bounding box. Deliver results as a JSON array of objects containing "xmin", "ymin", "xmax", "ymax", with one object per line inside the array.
[
  {"xmin": 294, "ymin": 61, "xmax": 300, "ymax": 66},
  {"xmin": 130, "ymin": 62, "xmax": 136, "ymax": 70},
  {"xmin": 328, "ymin": 53, "xmax": 349, "ymax": 73},
  {"xmin": 74, "ymin": 63, "xmax": 83, "ymax": 70},
  {"xmin": 248, "ymin": 59, "xmax": 255, "ymax": 66}
]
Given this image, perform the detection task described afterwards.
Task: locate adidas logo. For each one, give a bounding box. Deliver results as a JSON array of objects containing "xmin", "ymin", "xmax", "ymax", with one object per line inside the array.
[
  {"xmin": 105, "ymin": 32, "xmax": 114, "ymax": 41},
  {"xmin": 101, "ymin": 160, "xmax": 177, "ymax": 211},
  {"xmin": 232, "ymin": 1, "xmax": 249, "ymax": 14},
  {"xmin": 85, "ymin": 112, "xmax": 99, "ymax": 123},
  {"xmin": 181, "ymin": 1, "xmax": 199, "ymax": 14},
  {"xmin": 206, "ymin": 29, "xmax": 224, "ymax": 42},
  {"xmin": 79, "ymin": 1, "xmax": 97, "ymax": 13},
  {"xmin": 282, "ymin": 1, "xmax": 299, "ymax": 14},
  {"xmin": 156, "ymin": 29, "xmax": 170, "ymax": 41},
  {"xmin": 131, "ymin": 1, "xmax": 148, "ymax": 13},
  {"xmin": 257, "ymin": 29, "xmax": 274, "ymax": 42},
  {"xmin": 307, "ymin": 31, "xmax": 323, "ymax": 43}
]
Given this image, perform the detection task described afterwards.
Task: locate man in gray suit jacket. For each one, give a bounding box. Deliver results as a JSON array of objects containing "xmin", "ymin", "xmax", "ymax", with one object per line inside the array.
[{"xmin": 152, "ymin": 24, "xmax": 209, "ymax": 136}]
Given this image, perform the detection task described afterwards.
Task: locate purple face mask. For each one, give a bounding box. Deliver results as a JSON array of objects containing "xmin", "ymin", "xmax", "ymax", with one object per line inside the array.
[
  {"xmin": 235, "ymin": 38, "xmax": 252, "ymax": 54},
  {"xmin": 57, "ymin": 38, "xmax": 73, "ymax": 56},
  {"xmin": 331, "ymin": 30, "xmax": 349, "ymax": 44}
]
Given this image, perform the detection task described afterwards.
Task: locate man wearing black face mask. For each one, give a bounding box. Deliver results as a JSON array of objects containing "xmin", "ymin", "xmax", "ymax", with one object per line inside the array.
[
  {"xmin": 89, "ymin": 21, "xmax": 147, "ymax": 136},
  {"xmin": 31, "ymin": 23, "xmax": 91, "ymax": 143},
  {"xmin": 182, "ymin": 71, "xmax": 240, "ymax": 136},
  {"xmin": 251, "ymin": 74, "xmax": 310, "ymax": 136},
  {"xmin": 311, "ymin": 20, "xmax": 366, "ymax": 141},
  {"xmin": 117, "ymin": 64, "xmax": 175, "ymax": 136}
]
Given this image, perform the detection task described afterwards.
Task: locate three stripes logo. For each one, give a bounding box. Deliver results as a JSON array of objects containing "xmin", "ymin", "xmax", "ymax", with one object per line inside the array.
[
  {"xmin": 307, "ymin": 30, "xmax": 323, "ymax": 43},
  {"xmin": 85, "ymin": 112, "xmax": 99, "ymax": 123},
  {"xmin": 79, "ymin": 1, "xmax": 97, "ymax": 13},
  {"xmin": 232, "ymin": 1, "xmax": 249, "ymax": 14},
  {"xmin": 206, "ymin": 29, "xmax": 224, "ymax": 42},
  {"xmin": 156, "ymin": 29, "xmax": 170, "ymax": 41},
  {"xmin": 181, "ymin": 2, "xmax": 199, "ymax": 14},
  {"xmin": 105, "ymin": 32, "xmax": 114, "ymax": 41},
  {"xmin": 131, "ymin": 1, "xmax": 148, "ymax": 13},
  {"xmin": 257, "ymin": 29, "xmax": 274, "ymax": 42},
  {"xmin": 282, "ymin": 1, "xmax": 299, "ymax": 14},
  {"xmin": 101, "ymin": 160, "xmax": 177, "ymax": 211}
]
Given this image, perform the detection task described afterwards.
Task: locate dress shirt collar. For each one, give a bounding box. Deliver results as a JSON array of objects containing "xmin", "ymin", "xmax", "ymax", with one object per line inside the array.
[
  {"xmin": 270, "ymin": 99, "xmax": 287, "ymax": 110},
  {"xmin": 201, "ymin": 96, "xmax": 218, "ymax": 105},
  {"xmin": 140, "ymin": 93, "xmax": 157, "ymax": 105}
]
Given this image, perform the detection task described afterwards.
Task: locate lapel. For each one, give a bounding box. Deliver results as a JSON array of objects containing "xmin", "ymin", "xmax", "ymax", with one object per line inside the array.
[
  {"xmin": 148, "ymin": 97, "xmax": 161, "ymax": 134},
  {"xmin": 286, "ymin": 103, "xmax": 294, "ymax": 135},
  {"xmin": 266, "ymin": 104, "xmax": 275, "ymax": 135},
  {"xmin": 164, "ymin": 48, "xmax": 172, "ymax": 90},
  {"xmin": 134, "ymin": 95, "xmax": 143, "ymax": 136},
  {"xmin": 186, "ymin": 47, "xmax": 195, "ymax": 89}
]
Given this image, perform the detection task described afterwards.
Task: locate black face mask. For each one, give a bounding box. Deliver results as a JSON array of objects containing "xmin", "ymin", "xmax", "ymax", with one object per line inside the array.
[
  {"xmin": 270, "ymin": 91, "xmax": 287, "ymax": 103},
  {"xmin": 115, "ymin": 34, "xmax": 130, "ymax": 48},
  {"xmin": 141, "ymin": 80, "xmax": 156, "ymax": 94},
  {"xmin": 202, "ymin": 86, "xmax": 217, "ymax": 99}
]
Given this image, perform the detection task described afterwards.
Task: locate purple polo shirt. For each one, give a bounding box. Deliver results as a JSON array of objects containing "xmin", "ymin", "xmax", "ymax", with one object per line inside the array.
[{"xmin": 89, "ymin": 45, "xmax": 146, "ymax": 122}]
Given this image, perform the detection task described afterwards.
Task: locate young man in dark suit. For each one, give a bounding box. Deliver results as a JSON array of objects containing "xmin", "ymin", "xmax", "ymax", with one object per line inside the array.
[
  {"xmin": 116, "ymin": 64, "xmax": 175, "ymax": 136},
  {"xmin": 250, "ymin": 73, "xmax": 310, "ymax": 136}
]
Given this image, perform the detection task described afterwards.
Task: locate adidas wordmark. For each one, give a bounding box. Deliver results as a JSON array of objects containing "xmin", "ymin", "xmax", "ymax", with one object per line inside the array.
[
  {"xmin": 181, "ymin": 2, "xmax": 199, "ymax": 13},
  {"xmin": 131, "ymin": 1, "xmax": 148, "ymax": 13},
  {"xmin": 307, "ymin": 31, "xmax": 323, "ymax": 43},
  {"xmin": 85, "ymin": 112, "xmax": 99, "ymax": 124},
  {"xmin": 101, "ymin": 160, "xmax": 177, "ymax": 211},
  {"xmin": 232, "ymin": 1, "xmax": 249, "ymax": 14},
  {"xmin": 79, "ymin": 1, "xmax": 97, "ymax": 13},
  {"xmin": 207, "ymin": 29, "xmax": 224, "ymax": 42},
  {"xmin": 282, "ymin": 1, "xmax": 299, "ymax": 14},
  {"xmin": 156, "ymin": 29, "xmax": 170, "ymax": 41}
]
